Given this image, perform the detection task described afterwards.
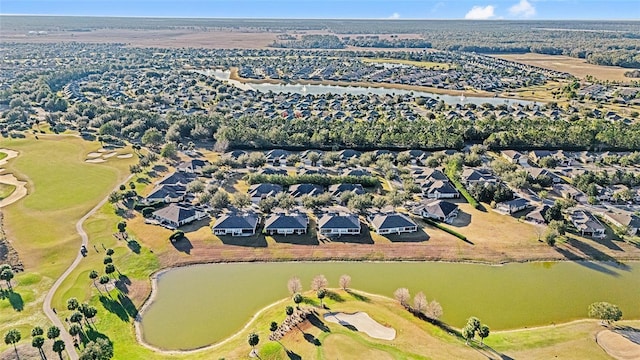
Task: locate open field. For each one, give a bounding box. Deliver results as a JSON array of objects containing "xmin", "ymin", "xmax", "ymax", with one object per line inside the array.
[
  {"xmin": 495, "ymin": 53, "xmax": 632, "ymax": 82},
  {"xmin": 0, "ymin": 135, "xmax": 137, "ymax": 355},
  {"xmin": 0, "ymin": 28, "xmax": 278, "ymax": 49}
]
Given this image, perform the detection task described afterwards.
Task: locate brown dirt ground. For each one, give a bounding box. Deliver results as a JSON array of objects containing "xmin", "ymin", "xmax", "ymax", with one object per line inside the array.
[
  {"xmin": 494, "ymin": 53, "xmax": 632, "ymax": 82},
  {"xmin": 596, "ymin": 329, "xmax": 640, "ymax": 360},
  {"xmin": 0, "ymin": 29, "xmax": 278, "ymax": 49}
]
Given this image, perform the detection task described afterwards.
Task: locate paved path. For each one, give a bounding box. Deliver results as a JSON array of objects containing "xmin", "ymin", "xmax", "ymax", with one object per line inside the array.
[{"xmin": 42, "ymin": 174, "xmax": 133, "ymax": 360}]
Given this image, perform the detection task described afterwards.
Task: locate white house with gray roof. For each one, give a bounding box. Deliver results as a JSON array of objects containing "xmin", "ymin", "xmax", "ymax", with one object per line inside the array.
[
  {"xmin": 317, "ymin": 212, "xmax": 361, "ymax": 236},
  {"xmin": 264, "ymin": 212, "xmax": 308, "ymax": 235},
  {"xmin": 367, "ymin": 212, "xmax": 418, "ymax": 235},
  {"xmin": 212, "ymin": 212, "xmax": 260, "ymax": 236}
]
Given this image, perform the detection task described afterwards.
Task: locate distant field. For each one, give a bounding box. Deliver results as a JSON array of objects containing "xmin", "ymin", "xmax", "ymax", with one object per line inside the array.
[
  {"xmin": 362, "ymin": 57, "xmax": 450, "ymax": 70},
  {"xmin": 495, "ymin": 53, "xmax": 631, "ymax": 82},
  {"xmin": 0, "ymin": 29, "xmax": 278, "ymax": 49}
]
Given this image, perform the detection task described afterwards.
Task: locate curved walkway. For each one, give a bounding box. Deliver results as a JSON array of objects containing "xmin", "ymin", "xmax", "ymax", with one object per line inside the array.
[{"xmin": 42, "ymin": 174, "xmax": 133, "ymax": 360}]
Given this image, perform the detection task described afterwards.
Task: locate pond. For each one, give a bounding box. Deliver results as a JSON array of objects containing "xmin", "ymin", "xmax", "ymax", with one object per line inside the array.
[
  {"xmin": 198, "ymin": 69, "xmax": 535, "ymax": 106},
  {"xmin": 140, "ymin": 261, "xmax": 640, "ymax": 350}
]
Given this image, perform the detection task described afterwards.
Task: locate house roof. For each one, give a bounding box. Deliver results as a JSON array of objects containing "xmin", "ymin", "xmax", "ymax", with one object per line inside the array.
[
  {"xmin": 461, "ymin": 168, "xmax": 496, "ymax": 182},
  {"xmin": 212, "ymin": 212, "xmax": 259, "ymax": 230},
  {"xmin": 427, "ymin": 181, "xmax": 458, "ymax": 194},
  {"xmin": 570, "ymin": 210, "xmax": 605, "ymax": 232},
  {"xmin": 146, "ymin": 184, "xmax": 186, "ymax": 200},
  {"xmin": 157, "ymin": 172, "xmax": 197, "ymax": 186},
  {"xmin": 604, "ymin": 212, "xmax": 640, "ymax": 229},
  {"xmin": 369, "ymin": 213, "xmax": 417, "ymax": 230},
  {"xmin": 318, "ymin": 213, "xmax": 360, "ymax": 229},
  {"xmin": 525, "ymin": 205, "xmax": 550, "ymax": 223},
  {"xmin": 153, "ymin": 204, "xmax": 197, "ymax": 224},
  {"xmin": 499, "ymin": 198, "xmax": 530, "ymax": 208},
  {"xmin": 343, "ymin": 168, "xmax": 371, "ymax": 177},
  {"xmin": 248, "ymin": 183, "xmax": 283, "ymax": 197},
  {"xmin": 264, "ymin": 213, "xmax": 308, "ymax": 230},
  {"xmin": 289, "ymin": 183, "xmax": 324, "ymax": 197},
  {"xmin": 338, "ymin": 149, "xmax": 361, "ymax": 160},
  {"xmin": 421, "ymin": 200, "xmax": 459, "ymax": 218},
  {"xmin": 177, "ymin": 159, "xmax": 209, "ymax": 171},
  {"xmin": 259, "ymin": 167, "xmax": 287, "ymax": 175},
  {"xmin": 265, "ymin": 149, "xmax": 290, "ymax": 160},
  {"xmin": 328, "ymin": 183, "xmax": 365, "ymax": 196}
]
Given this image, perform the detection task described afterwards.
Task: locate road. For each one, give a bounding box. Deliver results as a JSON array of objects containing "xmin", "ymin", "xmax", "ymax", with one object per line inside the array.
[{"xmin": 42, "ymin": 174, "xmax": 133, "ymax": 360}]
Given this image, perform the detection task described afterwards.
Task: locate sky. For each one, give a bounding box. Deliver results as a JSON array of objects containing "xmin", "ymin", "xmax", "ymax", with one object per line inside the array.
[{"xmin": 1, "ymin": 0, "xmax": 639, "ymax": 20}]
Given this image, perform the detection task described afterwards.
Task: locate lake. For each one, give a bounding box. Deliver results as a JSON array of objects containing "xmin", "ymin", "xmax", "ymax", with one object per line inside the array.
[
  {"xmin": 140, "ymin": 261, "xmax": 639, "ymax": 350},
  {"xmin": 198, "ymin": 69, "xmax": 534, "ymax": 106}
]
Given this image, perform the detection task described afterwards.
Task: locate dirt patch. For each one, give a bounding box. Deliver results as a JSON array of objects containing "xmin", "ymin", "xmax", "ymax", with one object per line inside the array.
[
  {"xmin": 0, "ymin": 28, "xmax": 278, "ymax": 49},
  {"xmin": 597, "ymin": 329, "xmax": 640, "ymax": 360},
  {"xmin": 494, "ymin": 53, "xmax": 631, "ymax": 82},
  {"xmin": 0, "ymin": 212, "xmax": 23, "ymax": 272},
  {"xmin": 0, "ymin": 342, "xmax": 67, "ymax": 360}
]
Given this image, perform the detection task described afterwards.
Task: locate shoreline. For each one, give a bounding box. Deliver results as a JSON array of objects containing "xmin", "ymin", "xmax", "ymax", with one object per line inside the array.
[{"xmin": 134, "ymin": 259, "xmax": 639, "ymax": 354}]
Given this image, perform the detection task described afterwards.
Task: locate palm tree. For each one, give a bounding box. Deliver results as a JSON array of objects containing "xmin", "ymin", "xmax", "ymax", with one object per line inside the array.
[
  {"xmin": 0, "ymin": 264, "xmax": 14, "ymax": 291},
  {"xmin": 46, "ymin": 326, "xmax": 60, "ymax": 341},
  {"xmin": 99, "ymin": 275, "xmax": 111, "ymax": 296},
  {"xmin": 269, "ymin": 321, "xmax": 278, "ymax": 333},
  {"xmin": 31, "ymin": 336, "xmax": 45, "ymax": 360},
  {"xmin": 52, "ymin": 339, "xmax": 65, "ymax": 360},
  {"xmin": 478, "ymin": 324, "xmax": 490, "ymax": 345},
  {"xmin": 4, "ymin": 328, "xmax": 21, "ymax": 358},
  {"xmin": 68, "ymin": 324, "xmax": 82, "ymax": 344},
  {"xmin": 89, "ymin": 270, "xmax": 102, "ymax": 294},
  {"xmin": 285, "ymin": 306, "xmax": 294, "ymax": 317},
  {"xmin": 66, "ymin": 297, "xmax": 79, "ymax": 311},
  {"xmin": 317, "ymin": 289, "xmax": 326, "ymax": 308},
  {"xmin": 31, "ymin": 326, "xmax": 44, "ymax": 337}
]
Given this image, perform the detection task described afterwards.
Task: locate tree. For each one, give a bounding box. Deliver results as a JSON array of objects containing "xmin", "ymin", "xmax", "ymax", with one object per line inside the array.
[
  {"xmin": 105, "ymin": 264, "xmax": 116, "ymax": 279},
  {"xmin": 466, "ymin": 317, "xmax": 481, "ymax": 333},
  {"xmin": 31, "ymin": 326, "xmax": 44, "ymax": 337},
  {"xmin": 0, "ymin": 264, "xmax": 14, "ymax": 290},
  {"xmin": 307, "ymin": 152, "xmax": 320, "ymax": 166},
  {"xmin": 588, "ymin": 302, "xmax": 623, "ymax": 325},
  {"xmin": 160, "ymin": 143, "xmax": 177, "ymax": 159},
  {"xmin": 70, "ymin": 311, "xmax": 84, "ymax": 325},
  {"xmin": 317, "ymin": 288, "xmax": 327, "ymax": 307},
  {"xmin": 117, "ymin": 221, "xmax": 127, "ymax": 232},
  {"xmin": 293, "ymin": 293, "xmax": 303, "ymax": 309},
  {"xmin": 270, "ymin": 321, "xmax": 278, "ymax": 332},
  {"xmin": 478, "ymin": 324, "xmax": 490, "ymax": 345},
  {"xmin": 52, "ymin": 339, "xmax": 66, "ymax": 360},
  {"xmin": 67, "ymin": 297, "xmax": 79, "ymax": 311},
  {"xmin": 141, "ymin": 128, "xmax": 163, "ymax": 148},
  {"xmin": 287, "ymin": 277, "xmax": 302, "ymax": 294},
  {"xmin": 285, "ymin": 306, "xmax": 294, "ymax": 316},
  {"xmin": 68, "ymin": 324, "xmax": 82, "ymax": 344},
  {"xmin": 32, "ymin": 336, "xmax": 45, "ymax": 359},
  {"xmin": 232, "ymin": 193, "xmax": 251, "ymax": 209},
  {"xmin": 47, "ymin": 326, "xmax": 60, "ymax": 340},
  {"xmin": 89, "ymin": 270, "xmax": 99, "ymax": 292},
  {"xmin": 99, "ymin": 275, "xmax": 110, "ymax": 294},
  {"xmin": 210, "ymin": 190, "xmax": 230, "ymax": 210},
  {"xmin": 413, "ymin": 292, "xmax": 427, "ymax": 314},
  {"xmin": 394, "ymin": 288, "xmax": 410, "ymax": 307},
  {"xmin": 79, "ymin": 338, "xmax": 113, "ymax": 360},
  {"xmin": 103, "ymin": 256, "xmax": 113, "ymax": 265},
  {"xmin": 339, "ymin": 274, "xmax": 351, "ymax": 291},
  {"xmin": 311, "ymin": 274, "xmax": 328, "ymax": 291},
  {"xmin": 248, "ymin": 332, "xmax": 259, "ymax": 352},
  {"xmin": 106, "ymin": 248, "xmax": 114, "ymax": 256},
  {"xmin": 462, "ymin": 325, "xmax": 475, "ymax": 345},
  {"xmin": 425, "ymin": 300, "xmax": 443, "ymax": 320},
  {"xmin": 4, "ymin": 328, "xmax": 21, "ymax": 354}
]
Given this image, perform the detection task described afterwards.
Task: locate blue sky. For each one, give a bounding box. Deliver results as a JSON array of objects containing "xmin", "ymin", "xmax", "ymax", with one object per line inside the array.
[{"xmin": 1, "ymin": 0, "xmax": 638, "ymax": 20}]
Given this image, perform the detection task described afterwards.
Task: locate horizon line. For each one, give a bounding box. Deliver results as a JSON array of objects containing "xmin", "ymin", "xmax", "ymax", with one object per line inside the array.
[{"xmin": 1, "ymin": 14, "xmax": 638, "ymax": 21}]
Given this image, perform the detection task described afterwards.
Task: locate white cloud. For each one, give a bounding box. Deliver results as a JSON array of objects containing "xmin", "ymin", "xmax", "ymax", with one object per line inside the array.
[
  {"xmin": 464, "ymin": 5, "xmax": 496, "ymax": 20},
  {"xmin": 509, "ymin": 0, "xmax": 536, "ymax": 18},
  {"xmin": 389, "ymin": 12, "xmax": 400, "ymax": 19}
]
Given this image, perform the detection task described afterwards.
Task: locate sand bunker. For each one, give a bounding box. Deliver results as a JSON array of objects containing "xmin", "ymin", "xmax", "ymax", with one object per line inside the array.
[
  {"xmin": 86, "ymin": 152, "xmax": 102, "ymax": 158},
  {"xmin": 103, "ymin": 152, "xmax": 118, "ymax": 158},
  {"xmin": 85, "ymin": 158, "xmax": 106, "ymax": 163},
  {"xmin": 117, "ymin": 153, "xmax": 133, "ymax": 159},
  {"xmin": 597, "ymin": 329, "xmax": 640, "ymax": 360},
  {"xmin": 324, "ymin": 312, "xmax": 396, "ymax": 340},
  {"xmin": 0, "ymin": 149, "xmax": 19, "ymax": 166},
  {"xmin": 0, "ymin": 173, "xmax": 27, "ymax": 208}
]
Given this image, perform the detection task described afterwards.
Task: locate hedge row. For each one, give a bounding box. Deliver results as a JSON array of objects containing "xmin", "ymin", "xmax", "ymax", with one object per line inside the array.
[{"xmin": 423, "ymin": 218, "xmax": 468, "ymax": 241}]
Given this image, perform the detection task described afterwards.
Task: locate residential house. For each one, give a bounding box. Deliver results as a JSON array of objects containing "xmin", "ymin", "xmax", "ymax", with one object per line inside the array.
[
  {"xmin": 526, "ymin": 167, "xmax": 562, "ymax": 184},
  {"xmin": 265, "ymin": 149, "xmax": 290, "ymax": 164},
  {"xmin": 338, "ymin": 149, "xmax": 361, "ymax": 161},
  {"xmin": 424, "ymin": 180, "xmax": 460, "ymax": 199},
  {"xmin": 343, "ymin": 168, "xmax": 371, "ymax": 177},
  {"xmin": 367, "ymin": 212, "xmax": 418, "ymax": 235},
  {"xmin": 176, "ymin": 159, "xmax": 210, "ymax": 174},
  {"xmin": 258, "ymin": 167, "xmax": 287, "ymax": 175},
  {"xmin": 414, "ymin": 200, "xmax": 459, "ymax": 224},
  {"xmin": 142, "ymin": 184, "xmax": 186, "ymax": 205},
  {"xmin": 602, "ymin": 211, "xmax": 640, "ymax": 236},
  {"xmin": 328, "ymin": 183, "xmax": 365, "ymax": 199},
  {"xmin": 289, "ymin": 183, "xmax": 324, "ymax": 198},
  {"xmin": 317, "ymin": 212, "xmax": 361, "ymax": 236},
  {"xmin": 156, "ymin": 171, "xmax": 197, "ymax": 186},
  {"xmin": 496, "ymin": 198, "xmax": 531, "ymax": 214},
  {"xmin": 501, "ymin": 150, "xmax": 527, "ymax": 165},
  {"xmin": 248, "ymin": 183, "xmax": 283, "ymax": 203},
  {"xmin": 525, "ymin": 205, "xmax": 550, "ymax": 224},
  {"xmin": 570, "ymin": 210, "xmax": 606, "ymax": 238},
  {"xmin": 212, "ymin": 212, "xmax": 260, "ymax": 236},
  {"xmin": 152, "ymin": 203, "xmax": 207, "ymax": 228},
  {"xmin": 529, "ymin": 150, "xmax": 552, "ymax": 164},
  {"xmin": 264, "ymin": 212, "xmax": 309, "ymax": 235},
  {"xmin": 461, "ymin": 168, "xmax": 498, "ymax": 185}
]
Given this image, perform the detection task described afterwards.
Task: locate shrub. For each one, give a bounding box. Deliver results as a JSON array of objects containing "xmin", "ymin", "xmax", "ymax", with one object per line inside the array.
[
  {"xmin": 142, "ymin": 207, "xmax": 155, "ymax": 217},
  {"xmin": 169, "ymin": 231, "xmax": 185, "ymax": 242}
]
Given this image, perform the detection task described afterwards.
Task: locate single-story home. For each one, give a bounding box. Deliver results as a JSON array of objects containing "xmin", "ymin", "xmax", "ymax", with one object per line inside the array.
[
  {"xmin": 289, "ymin": 183, "xmax": 324, "ymax": 198},
  {"xmin": 525, "ymin": 205, "xmax": 550, "ymax": 224},
  {"xmin": 212, "ymin": 212, "xmax": 260, "ymax": 236},
  {"xmin": 343, "ymin": 168, "xmax": 371, "ymax": 177},
  {"xmin": 338, "ymin": 149, "xmax": 362, "ymax": 161},
  {"xmin": 176, "ymin": 159, "xmax": 210, "ymax": 174},
  {"xmin": 264, "ymin": 212, "xmax": 309, "ymax": 235},
  {"xmin": 526, "ymin": 167, "xmax": 562, "ymax": 184},
  {"xmin": 501, "ymin": 150, "xmax": 525, "ymax": 164},
  {"xmin": 424, "ymin": 180, "xmax": 460, "ymax": 199},
  {"xmin": 601, "ymin": 211, "xmax": 640, "ymax": 236},
  {"xmin": 152, "ymin": 204, "xmax": 207, "ymax": 228},
  {"xmin": 496, "ymin": 198, "xmax": 531, "ymax": 214},
  {"xmin": 415, "ymin": 200, "xmax": 459, "ymax": 223},
  {"xmin": 156, "ymin": 171, "xmax": 197, "ymax": 186},
  {"xmin": 258, "ymin": 167, "xmax": 287, "ymax": 175},
  {"xmin": 368, "ymin": 212, "xmax": 418, "ymax": 235},
  {"xmin": 248, "ymin": 183, "xmax": 284, "ymax": 203},
  {"xmin": 461, "ymin": 168, "xmax": 498, "ymax": 185},
  {"xmin": 328, "ymin": 183, "xmax": 365, "ymax": 199},
  {"xmin": 317, "ymin": 213, "xmax": 361, "ymax": 236},
  {"xmin": 142, "ymin": 184, "xmax": 186, "ymax": 205},
  {"xmin": 265, "ymin": 149, "xmax": 290, "ymax": 164},
  {"xmin": 570, "ymin": 210, "xmax": 606, "ymax": 238}
]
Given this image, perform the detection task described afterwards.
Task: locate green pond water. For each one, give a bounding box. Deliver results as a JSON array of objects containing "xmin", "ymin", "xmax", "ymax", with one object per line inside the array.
[{"xmin": 140, "ymin": 261, "xmax": 640, "ymax": 350}]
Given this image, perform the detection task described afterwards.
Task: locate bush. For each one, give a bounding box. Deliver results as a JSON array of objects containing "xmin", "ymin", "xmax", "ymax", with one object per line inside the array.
[
  {"xmin": 117, "ymin": 221, "xmax": 127, "ymax": 232},
  {"xmin": 141, "ymin": 207, "xmax": 155, "ymax": 217},
  {"xmin": 169, "ymin": 231, "xmax": 184, "ymax": 242},
  {"xmin": 423, "ymin": 218, "xmax": 467, "ymax": 241}
]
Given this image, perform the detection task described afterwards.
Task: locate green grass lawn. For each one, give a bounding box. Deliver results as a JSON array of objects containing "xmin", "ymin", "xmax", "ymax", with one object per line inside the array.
[
  {"xmin": 0, "ymin": 134, "xmax": 137, "ymax": 354},
  {"xmin": 0, "ymin": 151, "xmax": 7, "ymax": 161},
  {"xmin": 0, "ymin": 183, "xmax": 16, "ymax": 200}
]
